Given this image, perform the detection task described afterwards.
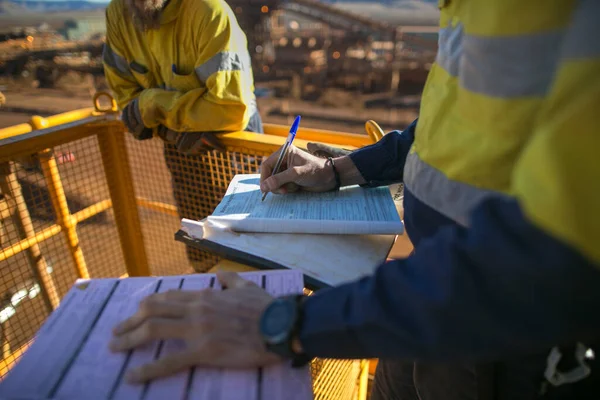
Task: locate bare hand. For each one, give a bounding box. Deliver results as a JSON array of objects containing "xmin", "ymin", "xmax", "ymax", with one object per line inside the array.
[
  {"xmin": 260, "ymin": 145, "xmax": 336, "ymax": 194},
  {"xmin": 109, "ymin": 271, "xmax": 280, "ymax": 383}
]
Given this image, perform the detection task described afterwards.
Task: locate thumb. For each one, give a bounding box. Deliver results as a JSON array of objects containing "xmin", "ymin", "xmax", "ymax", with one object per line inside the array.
[
  {"xmin": 307, "ymin": 142, "xmax": 352, "ymax": 158},
  {"xmin": 306, "ymin": 142, "xmax": 323, "ymax": 156},
  {"xmin": 216, "ymin": 271, "xmax": 255, "ymax": 289},
  {"xmin": 262, "ymin": 166, "xmax": 299, "ymax": 193}
]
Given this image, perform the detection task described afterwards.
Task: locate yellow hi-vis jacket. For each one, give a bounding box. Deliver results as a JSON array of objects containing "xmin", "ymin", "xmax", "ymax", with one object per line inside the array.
[
  {"xmin": 403, "ymin": 0, "xmax": 600, "ymax": 264},
  {"xmin": 103, "ymin": 0, "xmax": 256, "ymax": 133}
]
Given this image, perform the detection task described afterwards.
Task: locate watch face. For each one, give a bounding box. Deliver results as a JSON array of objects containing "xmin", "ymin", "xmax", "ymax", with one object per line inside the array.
[{"xmin": 261, "ymin": 298, "xmax": 296, "ymax": 344}]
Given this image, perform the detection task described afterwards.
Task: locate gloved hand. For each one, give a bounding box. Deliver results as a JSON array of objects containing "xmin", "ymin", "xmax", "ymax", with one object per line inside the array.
[
  {"xmin": 306, "ymin": 142, "xmax": 352, "ymax": 158},
  {"xmin": 156, "ymin": 125, "xmax": 225, "ymax": 154},
  {"xmin": 122, "ymin": 98, "xmax": 153, "ymax": 140}
]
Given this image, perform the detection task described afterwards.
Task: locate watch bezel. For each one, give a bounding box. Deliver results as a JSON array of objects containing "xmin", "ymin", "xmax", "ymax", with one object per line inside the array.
[{"xmin": 260, "ymin": 297, "xmax": 298, "ymax": 346}]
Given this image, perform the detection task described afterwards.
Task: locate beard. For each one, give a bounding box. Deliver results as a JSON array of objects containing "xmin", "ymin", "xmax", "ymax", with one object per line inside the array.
[{"xmin": 125, "ymin": 0, "xmax": 166, "ymax": 31}]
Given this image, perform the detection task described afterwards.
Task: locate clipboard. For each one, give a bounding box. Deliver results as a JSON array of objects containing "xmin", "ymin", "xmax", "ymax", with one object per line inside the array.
[
  {"xmin": 175, "ymin": 230, "xmax": 329, "ymax": 290},
  {"xmin": 174, "ymin": 219, "xmax": 397, "ymax": 291}
]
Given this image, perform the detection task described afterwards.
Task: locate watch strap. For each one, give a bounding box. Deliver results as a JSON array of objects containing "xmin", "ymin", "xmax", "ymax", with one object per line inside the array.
[
  {"xmin": 263, "ymin": 294, "xmax": 312, "ymax": 368},
  {"xmin": 288, "ymin": 295, "xmax": 311, "ymax": 368}
]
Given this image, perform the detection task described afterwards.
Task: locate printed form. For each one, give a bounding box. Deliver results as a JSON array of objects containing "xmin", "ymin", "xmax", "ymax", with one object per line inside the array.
[{"xmin": 209, "ymin": 174, "xmax": 403, "ymax": 235}]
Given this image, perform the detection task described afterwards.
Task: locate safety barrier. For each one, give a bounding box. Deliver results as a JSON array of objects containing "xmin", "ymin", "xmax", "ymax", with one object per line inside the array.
[{"xmin": 0, "ymin": 96, "xmax": 381, "ymax": 398}]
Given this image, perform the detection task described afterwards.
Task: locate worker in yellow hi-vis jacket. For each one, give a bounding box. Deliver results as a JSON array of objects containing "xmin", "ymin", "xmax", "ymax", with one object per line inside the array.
[{"xmin": 102, "ymin": 0, "xmax": 263, "ymax": 271}]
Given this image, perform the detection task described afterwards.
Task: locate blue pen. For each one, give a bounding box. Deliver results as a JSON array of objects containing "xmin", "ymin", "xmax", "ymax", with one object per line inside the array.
[{"xmin": 262, "ymin": 115, "xmax": 301, "ymax": 201}]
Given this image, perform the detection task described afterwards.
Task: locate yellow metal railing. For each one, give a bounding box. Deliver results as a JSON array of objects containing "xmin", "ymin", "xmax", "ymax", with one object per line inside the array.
[
  {"xmin": 0, "ymin": 99, "xmax": 377, "ymax": 398},
  {"xmin": 0, "ymin": 112, "xmax": 150, "ymax": 282}
]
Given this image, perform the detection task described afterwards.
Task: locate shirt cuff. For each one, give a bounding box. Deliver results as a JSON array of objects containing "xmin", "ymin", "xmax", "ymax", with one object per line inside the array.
[{"xmin": 349, "ymin": 140, "xmax": 394, "ymax": 186}]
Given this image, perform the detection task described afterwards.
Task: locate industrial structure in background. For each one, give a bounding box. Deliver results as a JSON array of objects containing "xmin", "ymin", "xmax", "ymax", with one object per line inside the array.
[{"xmin": 0, "ymin": 0, "xmax": 438, "ymax": 102}]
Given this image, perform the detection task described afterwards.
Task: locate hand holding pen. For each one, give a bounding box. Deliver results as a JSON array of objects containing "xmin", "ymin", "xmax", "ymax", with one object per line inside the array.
[
  {"xmin": 260, "ymin": 115, "xmax": 347, "ymax": 196},
  {"xmin": 261, "ymin": 116, "xmax": 301, "ymax": 201}
]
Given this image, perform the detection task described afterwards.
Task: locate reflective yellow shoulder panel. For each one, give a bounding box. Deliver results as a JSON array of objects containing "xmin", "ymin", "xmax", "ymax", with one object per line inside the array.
[{"xmin": 514, "ymin": 0, "xmax": 600, "ymax": 264}]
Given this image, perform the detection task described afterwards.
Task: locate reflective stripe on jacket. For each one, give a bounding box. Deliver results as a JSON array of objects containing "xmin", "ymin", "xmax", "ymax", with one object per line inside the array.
[
  {"xmin": 404, "ymin": 0, "xmax": 600, "ymax": 263},
  {"xmin": 103, "ymin": 0, "xmax": 256, "ymax": 132}
]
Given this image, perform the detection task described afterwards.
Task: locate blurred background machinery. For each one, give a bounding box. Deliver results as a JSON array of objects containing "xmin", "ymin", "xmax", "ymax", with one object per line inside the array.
[{"xmin": 0, "ymin": 0, "xmax": 439, "ymax": 100}]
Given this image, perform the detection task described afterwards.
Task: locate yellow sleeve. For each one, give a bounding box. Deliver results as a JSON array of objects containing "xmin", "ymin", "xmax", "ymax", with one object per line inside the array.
[
  {"xmin": 513, "ymin": 0, "xmax": 600, "ymax": 264},
  {"xmin": 102, "ymin": 6, "xmax": 141, "ymax": 110},
  {"xmin": 137, "ymin": 3, "xmax": 253, "ymax": 132}
]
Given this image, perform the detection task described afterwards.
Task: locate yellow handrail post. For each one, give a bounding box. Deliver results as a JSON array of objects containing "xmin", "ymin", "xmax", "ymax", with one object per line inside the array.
[
  {"xmin": 357, "ymin": 360, "xmax": 370, "ymax": 400},
  {"xmin": 97, "ymin": 124, "xmax": 150, "ymax": 277},
  {"xmin": 38, "ymin": 149, "xmax": 90, "ymax": 280},
  {"xmin": 0, "ymin": 162, "xmax": 60, "ymax": 311},
  {"xmin": 31, "ymin": 114, "xmax": 90, "ymax": 280},
  {"xmin": 365, "ymin": 120, "xmax": 385, "ymax": 143}
]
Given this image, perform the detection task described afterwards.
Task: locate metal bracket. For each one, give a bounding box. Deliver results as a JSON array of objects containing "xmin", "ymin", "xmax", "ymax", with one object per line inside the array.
[{"xmin": 544, "ymin": 343, "xmax": 592, "ymax": 387}]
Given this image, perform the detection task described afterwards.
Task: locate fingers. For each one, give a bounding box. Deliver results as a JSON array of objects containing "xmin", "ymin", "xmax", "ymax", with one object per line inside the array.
[
  {"xmin": 113, "ymin": 293, "xmax": 191, "ymax": 335},
  {"xmin": 159, "ymin": 290, "xmax": 200, "ymax": 303},
  {"xmin": 201, "ymin": 133, "xmax": 226, "ymax": 152},
  {"xmin": 126, "ymin": 351, "xmax": 198, "ymax": 384},
  {"xmin": 261, "ymin": 166, "xmax": 300, "ymax": 193},
  {"xmin": 175, "ymin": 132, "xmax": 225, "ymax": 154},
  {"xmin": 281, "ymin": 182, "xmax": 300, "ymax": 194},
  {"xmin": 259, "ymin": 147, "xmax": 282, "ymax": 184},
  {"xmin": 110, "ymin": 318, "xmax": 187, "ymax": 352},
  {"xmin": 217, "ymin": 271, "xmax": 257, "ymax": 290}
]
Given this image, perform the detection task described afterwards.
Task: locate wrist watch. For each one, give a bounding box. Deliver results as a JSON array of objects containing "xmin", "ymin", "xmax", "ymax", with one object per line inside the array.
[{"xmin": 259, "ymin": 294, "xmax": 312, "ymax": 368}]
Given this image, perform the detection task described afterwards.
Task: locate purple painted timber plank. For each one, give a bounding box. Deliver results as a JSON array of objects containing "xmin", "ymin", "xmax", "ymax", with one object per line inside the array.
[
  {"xmin": 212, "ymin": 272, "xmax": 266, "ymax": 400},
  {"xmin": 0, "ymin": 279, "xmax": 118, "ymax": 399},
  {"xmin": 183, "ymin": 275, "xmax": 223, "ymax": 400},
  {"xmin": 240, "ymin": 273, "xmax": 263, "ymax": 287},
  {"xmin": 55, "ymin": 278, "xmax": 160, "ymax": 399},
  {"xmin": 143, "ymin": 339, "xmax": 188, "ymax": 400},
  {"xmin": 203, "ymin": 272, "xmax": 268, "ymax": 400},
  {"xmin": 262, "ymin": 271, "xmax": 313, "ymax": 400},
  {"xmin": 1, "ymin": 271, "xmax": 313, "ymax": 400},
  {"xmin": 112, "ymin": 277, "xmax": 183, "ymax": 400},
  {"xmin": 144, "ymin": 275, "xmax": 213, "ymax": 400}
]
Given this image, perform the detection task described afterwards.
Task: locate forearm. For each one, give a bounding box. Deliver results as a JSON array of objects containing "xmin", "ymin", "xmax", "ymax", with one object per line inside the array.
[
  {"xmin": 138, "ymin": 81, "xmax": 248, "ymax": 133},
  {"xmin": 299, "ymin": 197, "xmax": 600, "ymax": 362},
  {"xmin": 347, "ymin": 119, "xmax": 417, "ymax": 187},
  {"xmin": 326, "ymin": 119, "xmax": 418, "ymax": 188},
  {"xmin": 331, "ymin": 156, "xmax": 366, "ymax": 187}
]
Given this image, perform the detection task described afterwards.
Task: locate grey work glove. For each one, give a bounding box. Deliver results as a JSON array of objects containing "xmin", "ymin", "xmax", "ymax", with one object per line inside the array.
[
  {"xmin": 156, "ymin": 125, "xmax": 226, "ymax": 154},
  {"xmin": 306, "ymin": 142, "xmax": 352, "ymax": 158},
  {"xmin": 122, "ymin": 98, "xmax": 153, "ymax": 140}
]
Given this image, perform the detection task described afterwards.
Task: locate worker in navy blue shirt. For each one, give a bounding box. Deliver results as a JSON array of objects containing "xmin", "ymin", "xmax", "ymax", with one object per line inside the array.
[
  {"xmin": 110, "ymin": 119, "xmax": 600, "ymax": 399},
  {"xmin": 110, "ymin": 2, "xmax": 600, "ymax": 399}
]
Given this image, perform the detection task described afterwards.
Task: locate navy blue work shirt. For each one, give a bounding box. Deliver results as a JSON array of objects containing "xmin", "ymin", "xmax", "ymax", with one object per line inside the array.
[{"xmin": 298, "ymin": 119, "xmax": 600, "ymax": 362}]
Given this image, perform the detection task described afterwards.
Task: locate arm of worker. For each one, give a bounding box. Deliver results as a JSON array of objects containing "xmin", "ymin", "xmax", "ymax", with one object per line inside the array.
[
  {"xmin": 300, "ymin": 198, "xmax": 600, "ymax": 362},
  {"xmin": 108, "ymin": 2, "xmax": 600, "ymax": 381},
  {"xmin": 135, "ymin": 10, "xmax": 251, "ymax": 132},
  {"xmin": 305, "ymin": 118, "xmax": 417, "ymax": 182},
  {"xmin": 259, "ymin": 118, "xmax": 417, "ymax": 194},
  {"xmin": 348, "ymin": 117, "xmax": 417, "ymax": 186},
  {"xmin": 102, "ymin": 9, "xmax": 142, "ymax": 110},
  {"xmin": 299, "ymin": 4, "xmax": 600, "ymax": 362},
  {"xmin": 102, "ymin": 8, "xmax": 156, "ymax": 140}
]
